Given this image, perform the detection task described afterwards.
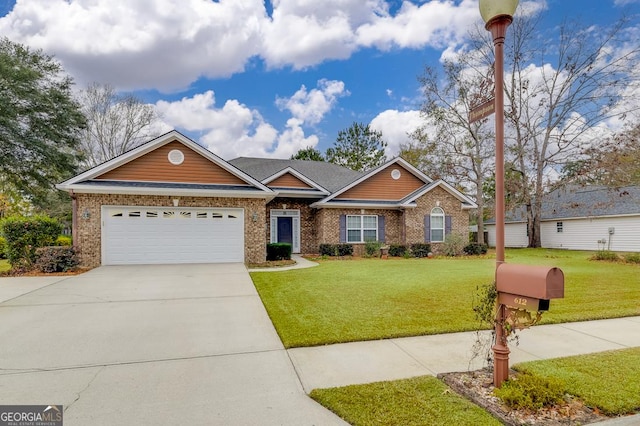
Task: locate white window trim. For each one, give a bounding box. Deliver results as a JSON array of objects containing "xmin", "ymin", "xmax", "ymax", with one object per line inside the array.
[
  {"xmin": 430, "ymin": 207, "xmax": 445, "ymax": 243},
  {"xmin": 346, "ymin": 215, "xmax": 378, "ymax": 243},
  {"xmin": 270, "ymin": 209, "xmax": 301, "ymax": 253}
]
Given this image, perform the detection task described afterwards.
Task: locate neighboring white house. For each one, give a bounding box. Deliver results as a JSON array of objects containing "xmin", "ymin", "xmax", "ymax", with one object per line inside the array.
[{"xmin": 486, "ymin": 185, "xmax": 640, "ymax": 252}]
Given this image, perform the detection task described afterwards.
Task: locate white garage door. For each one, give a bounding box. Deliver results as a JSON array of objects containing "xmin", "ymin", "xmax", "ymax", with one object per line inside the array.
[{"xmin": 102, "ymin": 206, "xmax": 244, "ymax": 265}]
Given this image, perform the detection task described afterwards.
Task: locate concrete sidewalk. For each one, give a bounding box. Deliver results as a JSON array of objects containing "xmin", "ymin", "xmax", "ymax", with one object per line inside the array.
[
  {"xmin": 248, "ymin": 254, "xmax": 319, "ymax": 272},
  {"xmin": 289, "ymin": 317, "xmax": 640, "ymax": 424},
  {"xmin": 289, "ymin": 316, "xmax": 640, "ymax": 391}
]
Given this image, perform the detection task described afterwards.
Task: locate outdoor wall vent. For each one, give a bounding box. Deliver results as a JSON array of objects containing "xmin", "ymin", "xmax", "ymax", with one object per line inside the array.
[{"xmin": 168, "ymin": 149, "xmax": 185, "ymax": 165}]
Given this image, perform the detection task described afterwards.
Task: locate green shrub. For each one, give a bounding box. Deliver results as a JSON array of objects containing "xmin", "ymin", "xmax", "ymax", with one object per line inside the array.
[
  {"xmin": 494, "ymin": 373, "xmax": 566, "ymax": 410},
  {"xmin": 591, "ymin": 250, "xmax": 620, "ymax": 261},
  {"xmin": 464, "ymin": 242, "xmax": 489, "ymax": 255},
  {"xmin": 388, "ymin": 244, "xmax": 408, "ymax": 257},
  {"xmin": 1, "ymin": 216, "xmax": 62, "ymax": 268},
  {"xmin": 411, "ymin": 243, "xmax": 431, "ymax": 258},
  {"xmin": 318, "ymin": 244, "xmax": 354, "ymax": 257},
  {"xmin": 0, "ymin": 236, "xmax": 6, "ymax": 259},
  {"xmin": 266, "ymin": 243, "xmax": 292, "ymax": 261},
  {"xmin": 34, "ymin": 246, "xmax": 79, "ymax": 273},
  {"xmin": 55, "ymin": 235, "xmax": 72, "ymax": 246},
  {"xmin": 442, "ymin": 234, "xmax": 465, "ymax": 256},
  {"xmin": 336, "ymin": 244, "xmax": 353, "ymax": 257},
  {"xmin": 364, "ymin": 241, "xmax": 383, "ymax": 257},
  {"xmin": 319, "ymin": 244, "xmax": 336, "ymax": 256},
  {"xmin": 623, "ymin": 253, "xmax": 640, "ymax": 264}
]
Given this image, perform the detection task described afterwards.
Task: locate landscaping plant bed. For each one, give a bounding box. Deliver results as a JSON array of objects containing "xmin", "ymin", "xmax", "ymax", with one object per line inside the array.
[
  {"xmin": 439, "ymin": 369, "xmax": 609, "ymax": 425},
  {"xmin": 1, "ymin": 268, "xmax": 90, "ymax": 277},
  {"xmin": 247, "ymin": 259, "xmax": 296, "ymax": 268}
]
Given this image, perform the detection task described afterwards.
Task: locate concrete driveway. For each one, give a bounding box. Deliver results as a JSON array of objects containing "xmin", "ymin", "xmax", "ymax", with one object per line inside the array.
[{"xmin": 0, "ymin": 264, "xmax": 346, "ymax": 425}]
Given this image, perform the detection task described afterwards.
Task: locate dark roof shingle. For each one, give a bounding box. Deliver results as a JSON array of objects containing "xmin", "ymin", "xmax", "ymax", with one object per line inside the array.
[
  {"xmin": 497, "ymin": 185, "xmax": 640, "ymax": 223},
  {"xmin": 228, "ymin": 157, "xmax": 363, "ymax": 193}
]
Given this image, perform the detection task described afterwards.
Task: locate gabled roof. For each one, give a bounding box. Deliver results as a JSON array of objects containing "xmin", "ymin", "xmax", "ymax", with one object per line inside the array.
[
  {"xmin": 229, "ymin": 157, "xmax": 363, "ymax": 193},
  {"xmin": 400, "ymin": 180, "xmax": 478, "ymax": 210},
  {"xmin": 260, "ymin": 166, "xmax": 330, "ymax": 198},
  {"xmin": 57, "ymin": 130, "xmax": 274, "ymax": 198},
  {"xmin": 488, "ymin": 185, "xmax": 640, "ymax": 223},
  {"xmin": 312, "ymin": 157, "xmax": 435, "ymax": 208}
]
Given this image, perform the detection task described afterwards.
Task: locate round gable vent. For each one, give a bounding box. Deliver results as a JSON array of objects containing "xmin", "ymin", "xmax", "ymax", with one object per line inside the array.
[
  {"xmin": 391, "ymin": 169, "xmax": 401, "ymax": 180},
  {"xmin": 168, "ymin": 149, "xmax": 184, "ymax": 165}
]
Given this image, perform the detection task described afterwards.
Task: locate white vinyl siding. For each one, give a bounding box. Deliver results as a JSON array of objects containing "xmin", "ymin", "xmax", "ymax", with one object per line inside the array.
[
  {"xmin": 541, "ymin": 216, "xmax": 640, "ymax": 252},
  {"xmin": 487, "ymin": 215, "xmax": 640, "ymax": 252},
  {"xmin": 486, "ymin": 223, "xmax": 528, "ymax": 248}
]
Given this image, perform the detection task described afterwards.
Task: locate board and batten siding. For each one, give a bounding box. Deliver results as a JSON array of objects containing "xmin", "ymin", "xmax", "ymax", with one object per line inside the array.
[
  {"xmin": 487, "ymin": 215, "xmax": 640, "ymax": 252},
  {"xmin": 96, "ymin": 141, "xmax": 248, "ymax": 185}
]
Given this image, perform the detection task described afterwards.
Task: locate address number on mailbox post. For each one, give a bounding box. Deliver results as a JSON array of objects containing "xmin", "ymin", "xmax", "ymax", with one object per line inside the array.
[{"xmin": 496, "ymin": 264, "xmax": 564, "ymax": 311}]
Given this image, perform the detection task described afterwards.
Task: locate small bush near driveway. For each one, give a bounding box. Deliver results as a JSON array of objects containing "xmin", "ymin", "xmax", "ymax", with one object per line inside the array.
[
  {"xmin": 34, "ymin": 246, "xmax": 79, "ymax": 273},
  {"xmin": 1, "ymin": 216, "xmax": 62, "ymax": 268}
]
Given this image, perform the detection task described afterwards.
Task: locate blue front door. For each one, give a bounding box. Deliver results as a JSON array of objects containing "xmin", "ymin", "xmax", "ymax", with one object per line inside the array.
[{"xmin": 277, "ymin": 217, "xmax": 293, "ymax": 245}]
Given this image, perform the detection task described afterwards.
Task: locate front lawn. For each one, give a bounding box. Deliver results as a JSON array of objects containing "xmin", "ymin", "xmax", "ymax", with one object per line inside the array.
[
  {"xmin": 310, "ymin": 348, "xmax": 640, "ymax": 424},
  {"xmin": 251, "ymin": 249, "xmax": 640, "ymax": 348},
  {"xmin": 514, "ymin": 347, "xmax": 640, "ymax": 415},
  {"xmin": 310, "ymin": 376, "xmax": 501, "ymax": 426}
]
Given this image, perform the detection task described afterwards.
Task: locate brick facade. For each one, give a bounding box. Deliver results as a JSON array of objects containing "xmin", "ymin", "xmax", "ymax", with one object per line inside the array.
[
  {"xmin": 73, "ymin": 187, "xmax": 469, "ymax": 266},
  {"xmin": 74, "ymin": 193, "xmax": 266, "ymax": 267},
  {"xmin": 405, "ymin": 186, "xmax": 470, "ymax": 253},
  {"xmin": 315, "ymin": 186, "xmax": 470, "ymax": 255},
  {"xmin": 265, "ymin": 198, "xmax": 318, "ymax": 254}
]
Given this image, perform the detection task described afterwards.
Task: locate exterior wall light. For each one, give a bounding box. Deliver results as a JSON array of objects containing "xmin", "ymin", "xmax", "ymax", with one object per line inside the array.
[{"xmin": 81, "ymin": 208, "xmax": 91, "ymax": 220}]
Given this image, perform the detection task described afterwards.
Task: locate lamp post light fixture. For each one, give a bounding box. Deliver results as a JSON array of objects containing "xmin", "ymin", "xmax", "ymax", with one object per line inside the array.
[{"xmin": 479, "ymin": 0, "xmax": 518, "ymax": 388}]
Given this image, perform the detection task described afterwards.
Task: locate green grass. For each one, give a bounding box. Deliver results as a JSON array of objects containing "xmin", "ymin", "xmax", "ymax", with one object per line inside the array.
[
  {"xmin": 251, "ymin": 249, "xmax": 640, "ymax": 347},
  {"xmin": 513, "ymin": 347, "xmax": 640, "ymax": 415},
  {"xmin": 0, "ymin": 259, "xmax": 9, "ymax": 273},
  {"xmin": 310, "ymin": 376, "xmax": 501, "ymax": 426}
]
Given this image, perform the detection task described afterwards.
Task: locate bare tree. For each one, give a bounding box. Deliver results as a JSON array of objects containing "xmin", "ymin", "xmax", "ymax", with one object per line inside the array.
[
  {"xmin": 404, "ymin": 61, "xmax": 495, "ymax": 244},
  {"xmin": 502, "ymin": 14, "xmax": 640, "ymax": 247},
  {"xmin": 562, "ymin": 122, "xmax": 640, "ymax": 186},
  {"xmin": 78, "ymin": 83, "xmax": 159, "ymax": 167}
]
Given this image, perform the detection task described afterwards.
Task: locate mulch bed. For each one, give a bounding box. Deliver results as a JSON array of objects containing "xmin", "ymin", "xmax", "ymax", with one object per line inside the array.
[
  {"xmin": 439, "ymin": 368, "xmax": 609, "ymax": 425},
  {"xmin": 247, "ymin": 259, "xmax": 297, "ymax": 269},
  {"xmin": 0, "ymin": 268, "xmax": 91, "ymax": 277}
]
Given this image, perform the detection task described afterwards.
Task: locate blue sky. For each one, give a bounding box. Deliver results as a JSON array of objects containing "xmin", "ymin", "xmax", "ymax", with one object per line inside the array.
[{"xmin": 1, "ymin": 0, "xmax": 638, "ymax": 160}]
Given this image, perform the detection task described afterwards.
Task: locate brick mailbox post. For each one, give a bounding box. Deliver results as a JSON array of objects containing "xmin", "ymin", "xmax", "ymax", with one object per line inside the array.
[{"xmin": 493, "ymin": 264, "xmax": 565, "ymax": 387}]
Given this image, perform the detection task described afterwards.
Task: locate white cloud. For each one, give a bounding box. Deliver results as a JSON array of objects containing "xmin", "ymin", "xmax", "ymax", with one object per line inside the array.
[
  {"xmin": 276, "ymin": 79, "xmax": 349, "ymax": 125},
  {"xmin": 154, "ymin": 81, "xmax": 345, "ymax": 159},
  {"xmin": 370, "ymin": 109, "xmax": 423, "ymax": 157},
  {"xmin": 0, "ymin": 0, "xmax": 482, "ymax": 89},
  {"xmin": 156, "ymin": 91, "xmax": 280, "ymax": 159},
  {"xmin": 0, "ymin": 0, "xmax": 266, "ymax": 91},
  {"xmin": 356, "ymin": 0, "xmax": 478, "ymax": 51}
]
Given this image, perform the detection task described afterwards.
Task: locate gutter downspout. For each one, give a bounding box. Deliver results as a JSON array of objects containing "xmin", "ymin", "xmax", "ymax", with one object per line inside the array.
[{"xmin": 70, "ymin": 190, "xmax": 77, "ymax": 247}]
